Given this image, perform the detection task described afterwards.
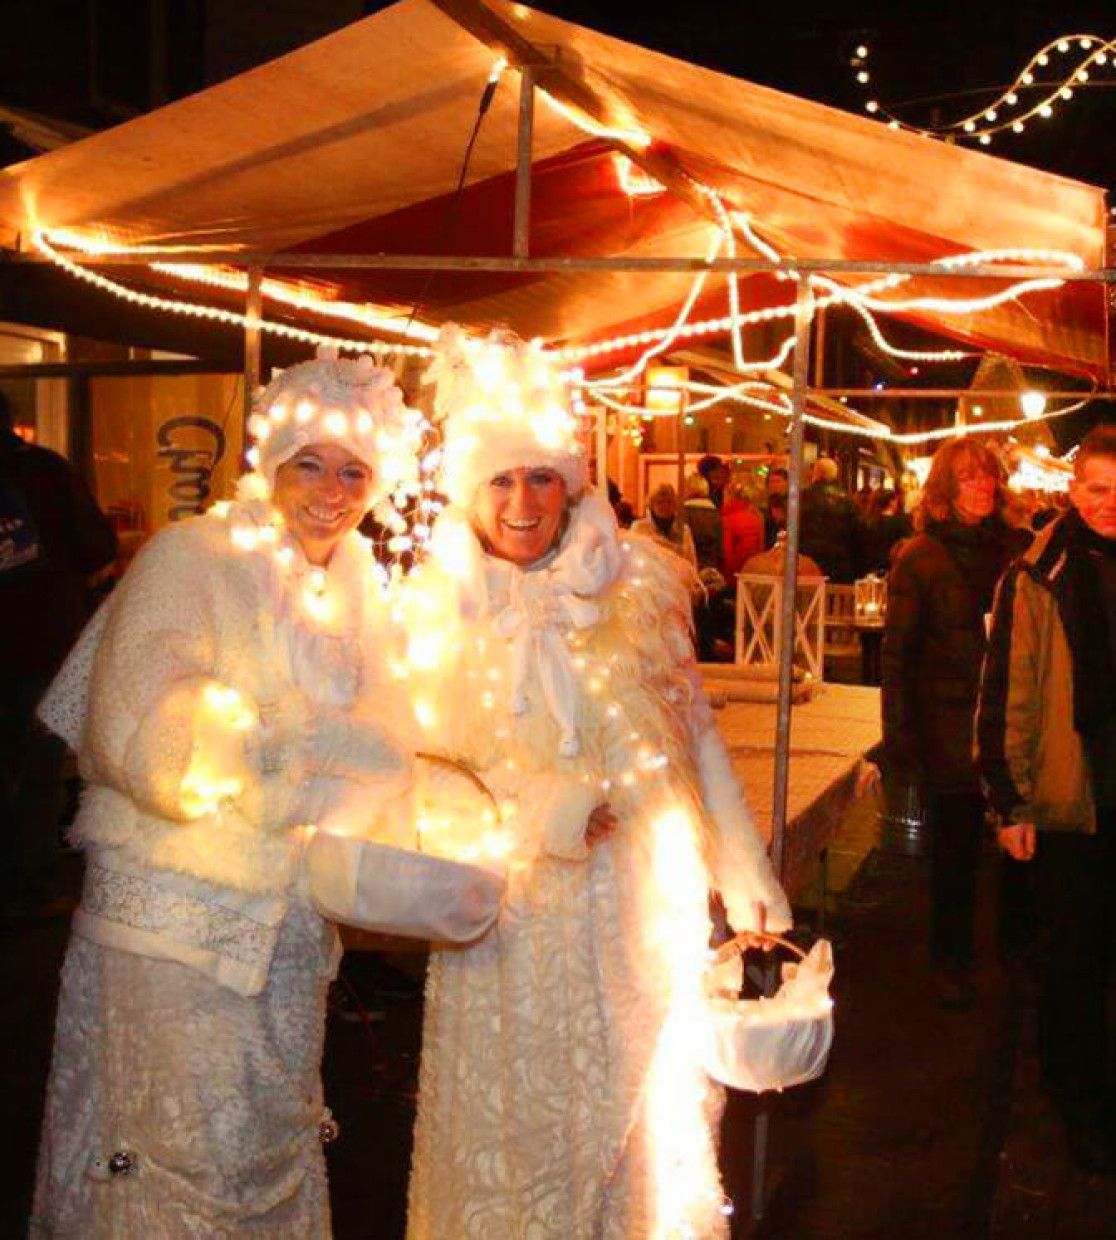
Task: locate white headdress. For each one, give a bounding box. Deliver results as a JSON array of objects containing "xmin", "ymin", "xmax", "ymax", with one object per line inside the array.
[
  {"xmin": 241, "ymin": 349, "xmax": 422, "ymax": 511},
  {"xmin": 426, "ymin": 324, "xmax": 588, "ymax": 508}
]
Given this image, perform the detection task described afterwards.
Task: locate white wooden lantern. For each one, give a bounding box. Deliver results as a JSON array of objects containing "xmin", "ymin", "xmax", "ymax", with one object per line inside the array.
[
  {"xmin": 735, "ymin": 571, "xmax": 827, "ymax": 681},
  {"xmin": 853, "ymin": 573, "xmax": 887, "ymax": 626}
]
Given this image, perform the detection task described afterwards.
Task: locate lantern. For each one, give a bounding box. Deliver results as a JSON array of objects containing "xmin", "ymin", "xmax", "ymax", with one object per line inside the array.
[
  {"xmin": 735, "ymin": 571, "xmax": 827, "ymax": 680},
  {"xmin": 854, "ymin": 573, "xmax": 887, "ymax": 625}
]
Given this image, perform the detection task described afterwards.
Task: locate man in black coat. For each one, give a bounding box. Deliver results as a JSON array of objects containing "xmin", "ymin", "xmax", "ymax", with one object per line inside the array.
[
  {"xmin": 799, "ymin": 457, "xmax": 862, "ymax": 582},
  {"xmin": 0, "ymin": 393, "xmax": 117, "ymax": 915}
]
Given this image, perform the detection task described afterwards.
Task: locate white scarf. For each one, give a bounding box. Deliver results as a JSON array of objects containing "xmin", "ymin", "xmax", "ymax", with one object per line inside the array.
[{"xmin": 426, "ymin": 492, "xmax": 623, "ymax": 756}]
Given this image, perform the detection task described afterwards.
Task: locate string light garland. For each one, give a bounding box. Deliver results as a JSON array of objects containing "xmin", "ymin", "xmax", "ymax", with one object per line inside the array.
[
  {"xmin": 851, "ymin": 33, "xmax": 1116, "ymax": 145},
  {"xmin": 35, "ymin": 229, "xmax": 437, "ymax": 356}
]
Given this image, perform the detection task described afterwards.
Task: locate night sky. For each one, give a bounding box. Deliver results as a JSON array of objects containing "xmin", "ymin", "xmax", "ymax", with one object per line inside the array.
[{"xmin": 535, "ymin": 0, "xmax": 1116, "ymax": 193}]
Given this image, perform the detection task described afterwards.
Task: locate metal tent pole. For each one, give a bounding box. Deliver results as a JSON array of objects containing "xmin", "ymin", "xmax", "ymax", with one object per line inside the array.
[
  {"xmin": 513, "ymin": 65, "xmax": 535, "ymax": 259},
  {"xmin": 242, "ymin": 264, "xmax": 263, "ymax": 440},
  {"xmin": 751, "ymin": 273, "xmax": 813, "ymax": 1223}
]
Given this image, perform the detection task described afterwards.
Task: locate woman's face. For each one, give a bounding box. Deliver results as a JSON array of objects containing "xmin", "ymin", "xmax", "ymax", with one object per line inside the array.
[
  {"xmin": 271, "ymin": 443, "xmax": 374, "ymax": 565},
  {"xmin": 472, "ymin": 466, "xmax": 568, "ymax": 566},
  {"xmin": 951, "ymin": 460, "xmax": 997, "ymax": 525}
]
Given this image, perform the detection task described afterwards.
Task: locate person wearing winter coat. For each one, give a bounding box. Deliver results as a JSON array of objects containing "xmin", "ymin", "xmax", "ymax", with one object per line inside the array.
[
  {"xmin": 720, "ymin": 476, "xmax": 765, "ymax": 587},
  {"xmin": 976, "ymin": 424, "xmax": 1116, "ymax": 1172},
  {"xmin": 31, "ymin": 355, "xmax": 422, "ymax": 1237},
  {"xmin": 630, "ymin": 481, "xmax": 698, "ymax": 570},
  {"xmin": 881, "ymin": 437, "xmax": 1027, "ymax": 1008},
  {"xmin": 403, "ymin": 329, "xmax": 791, "ymax": 1240},
  {"xmin": 798, "ymin": 457, "xmax": 862, "ymax": 583},
  {"xmin": 0, "ymin": 392, "xmax": 118, "ymax": 917}
]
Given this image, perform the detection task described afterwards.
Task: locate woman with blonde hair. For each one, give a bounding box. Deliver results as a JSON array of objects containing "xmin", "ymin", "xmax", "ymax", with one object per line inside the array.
[
  {"xmin": 882, "ymin": 436, "xmax": 1028, "ymax": 1008},
  {"xmin": 403, "ymin": 328, "xmax": 790, "ymax": 1239},
  {"xmin": 32, "ymin": 354, "xmax": 424, "ymax": 1236}
]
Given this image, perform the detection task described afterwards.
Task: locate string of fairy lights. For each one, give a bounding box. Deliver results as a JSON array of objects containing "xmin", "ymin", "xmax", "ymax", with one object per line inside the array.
[
  {"xmin": 27, "ymin": 54, "xmax": 1101, "ymax": 467},
  {"xmin": 851, "ymin": 33, "xmax": 1116, "ymax": 146}
]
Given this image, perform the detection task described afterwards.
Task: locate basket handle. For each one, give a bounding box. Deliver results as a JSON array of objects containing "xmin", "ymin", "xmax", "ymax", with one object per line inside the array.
[
  {"xmin": 713, "ymin": 929, "xmax": 807, "ymax": 966},
  {"xmin": 415, "ymin": 750, "xmax": 499, "ymax": 811}
]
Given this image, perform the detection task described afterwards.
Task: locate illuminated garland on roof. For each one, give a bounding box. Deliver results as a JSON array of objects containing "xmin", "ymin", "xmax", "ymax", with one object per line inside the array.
[{"xmin": 852, "ymin": 33, "xmax": 1116, "ymax": 145}]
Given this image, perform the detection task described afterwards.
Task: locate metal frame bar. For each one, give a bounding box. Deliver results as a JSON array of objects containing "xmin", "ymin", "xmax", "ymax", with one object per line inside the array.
[{"xmin": 12, "ymin": 249, "xmax": 1116, "ymax": 280}]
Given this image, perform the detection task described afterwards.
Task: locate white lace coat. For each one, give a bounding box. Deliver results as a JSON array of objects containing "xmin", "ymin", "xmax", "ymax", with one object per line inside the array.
[
  {"xmin": 405, "ymin": 498, "xmax": 790, "ymax": 1240},
  {"xmin": 32, "ymin": 504, "xmax": 414, "ymax": 1238}
]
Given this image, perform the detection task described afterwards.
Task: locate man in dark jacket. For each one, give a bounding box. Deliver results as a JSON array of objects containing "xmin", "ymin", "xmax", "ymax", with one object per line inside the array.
[
  {"xmin": 976, "ymin": 424, "xmax": 1116, "ymax": 1172},
  {"xmin": 0, "ymin": 393, "xmax": 117, "ymax": 915},
  {"xmin": 799, "ymin": 457, "xmax": 862, "ymax": 582}
]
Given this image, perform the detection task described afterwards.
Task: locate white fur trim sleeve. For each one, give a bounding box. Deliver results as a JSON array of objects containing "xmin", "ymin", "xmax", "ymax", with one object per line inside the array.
[
  {"xmin": 487, "ymin": 769, "xmax": 600, "ymax": 862},
  {"xmin": 79, "ymin": 531, "xmax": 258, "ymax": 823},
  {"xmin": 694, "ymin": 725, "xmax": 792, "ymax": 933},
  {"xmin": 303, "ymin": 705, "xmax": 414, "ymax": 794}
]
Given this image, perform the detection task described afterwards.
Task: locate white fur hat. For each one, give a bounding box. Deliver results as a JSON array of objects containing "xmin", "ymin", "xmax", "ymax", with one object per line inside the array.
[
  {"xmin": 426, "ymin": 324, "xmax": 588, "ymax": 508},
  {"xmin": 243, "ymin": 349, "xmax": 422, "ymax": 510}
]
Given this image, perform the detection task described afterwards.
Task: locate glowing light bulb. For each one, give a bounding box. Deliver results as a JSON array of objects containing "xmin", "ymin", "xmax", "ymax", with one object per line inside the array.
[
  {"xmin": 1020, "ymin": 390, "xmax": 1047, "ymax": 420},
  {"xmin": 979, "ymin": 134, "xmax": 991, "ymax": 145},
  {"xmin": 984, "ymin": 109, "xmax": 997, "ymax": 121},
  {"xmin": 1038, "ymin": 53, "xmax": 1050, "ymax": 66},
  {"xmin": 865, "ymin": 100, "xmax": 878, "ymax": 113},
  {"xmin": 1077, "ymin": 68, "xmax": 1089, "ymax": 81},
  {"xmin": 1056, "ymin": 39, "xmax": 1069, "ymax": 52},
  {"xmin": 857, "ymin": 70, "xmax": 870, "ymax": 84},
  {"xmin": 1039, "ymin": 104, "xmax": 1053, "ymax": 118},
  {"xmin": 1061, "ymin": 87, "xmax": 1074, "ymax": 99},
  {"xmin": 1022, "ymin": 71, "xmax": 1034, "ymax": 84},
  {"xmin": 1012, "ymin": 120, "xmax": 1025, "ymax": 133},
  {"xmin": 856, "ymin": 44, "xmax": 868, "ymax": 58},
  {"xmin": 963, "ymin": 120, "xmax": 976, "ymax": 132}
]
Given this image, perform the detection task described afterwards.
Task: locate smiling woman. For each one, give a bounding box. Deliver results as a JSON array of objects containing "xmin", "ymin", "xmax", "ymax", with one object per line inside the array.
[
  {"xmin": 403, "ymin": 326, "xmax": 790, "ymax": 1240},
  {"xmin": 271, "ymin": 444, "xmax": 375, "ymax": 566},
  {"xmin": 470, "ymin": 465, "xmax": 567, "ymax": 566},
  {"xmin": 30, "ymin": 352, "xmax": 424, "ymax": 1238}
]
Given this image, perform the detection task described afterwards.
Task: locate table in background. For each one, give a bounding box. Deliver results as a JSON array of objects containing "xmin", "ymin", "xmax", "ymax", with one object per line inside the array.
[{"xmin": 710, "ymin": 683, "xmax": 882, "ymax": 897}]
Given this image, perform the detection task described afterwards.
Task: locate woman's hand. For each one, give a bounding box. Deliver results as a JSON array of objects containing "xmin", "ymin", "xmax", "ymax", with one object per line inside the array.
[
  {"xmin": 585, "ymin": 802, "xmax": 618, "ymax": 847},
  {"xmin": 731, "ymin": 900, "xmax": 778, "ymax": 952},
  {"xmin": 997, "ymin": 822, "xmax": 1036, "ymax": 862},
  {"xmin": 854, "ymin": 760, "xmax": 882, "ymax": 798}
]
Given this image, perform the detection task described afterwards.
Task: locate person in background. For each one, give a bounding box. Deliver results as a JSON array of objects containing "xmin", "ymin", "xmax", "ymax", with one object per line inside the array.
[
  {"xmin": 765, "ymin": 489, "xmax": 788, "ymax": 549},
  {"xmin": 0, "ymin": 391, "xmax": 117, "ymax": 919},
  {"xmin": 762, "ymin": 466, "xmax": 788, "ymax": 548},
  {"xmin": 977, "ymin": 424, "xmax": 1116, "ymax": 1173},
  {"xmin": 697, "ymin": 452, "xmax": 730, "ymax": 510},
  {"xmin": 682, "ymin": 472, "xmax": 723, "ymax": 572},
  {"xmin": 799, "ymin": 456, "xmax": 862, "ymax": 582},
  {"xmin": 607, "ymin": 478, "xmax": 635, "ymax": 529},
  {"xmin": 721, "ymin": 474, "xmax": 765, "ymax": 587},
  {"xmin": 631, "ymin": 482, "xmax": 698, "ymax": 570},
  {"xmin": 861, "ymin": 488, "xmax": 913, "ymax": 574},
  {"xmin": 881, "ymin": 436, "xmax": 1028, "ymax": 1009}
]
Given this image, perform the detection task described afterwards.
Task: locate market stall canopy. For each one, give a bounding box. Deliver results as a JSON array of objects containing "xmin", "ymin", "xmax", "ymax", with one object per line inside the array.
[{"xmin": 0, "ymin": 0, "xmax": 1107, "ymax": 378}]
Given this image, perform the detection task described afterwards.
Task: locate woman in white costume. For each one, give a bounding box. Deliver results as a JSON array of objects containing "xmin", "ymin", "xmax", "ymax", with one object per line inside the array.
[
  {"xmin": 32, "ymin": 353, "xmax": 423, "ymax": 1237},
  {"xmin": 405, "ymin": 329, "xmax": 792, "ymax": 1240}
]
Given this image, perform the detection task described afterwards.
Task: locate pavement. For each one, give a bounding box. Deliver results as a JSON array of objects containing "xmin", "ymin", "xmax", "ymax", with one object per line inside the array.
[{"xmin": 4, "ymin": 793, "xmax": 1116, "ymax": 1238}]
